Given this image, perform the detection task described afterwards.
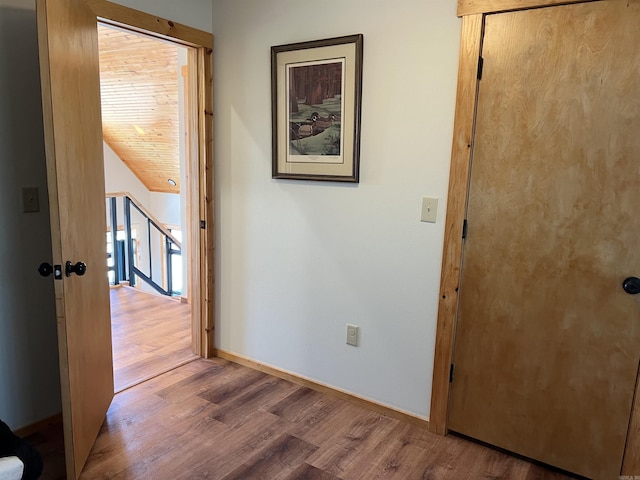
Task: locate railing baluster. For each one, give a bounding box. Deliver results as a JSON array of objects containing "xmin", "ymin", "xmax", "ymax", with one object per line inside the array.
[
  {"xmin": 124, "ymin": 196, "xmax": 135, "ymax": 287},
  {"xmin": 109, "ymin": 196, "xmax": 120, "ymax": 285},
  {"xmin": 166, "ymin": 235, "xmax": 173, "ymax": 295},
  {"xmin": 147, "ymin": 218, "xmax": 152, "ymax": 282}
]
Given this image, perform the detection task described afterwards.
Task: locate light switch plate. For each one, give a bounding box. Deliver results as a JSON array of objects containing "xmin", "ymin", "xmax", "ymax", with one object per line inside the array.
[
  {"xmin": 22, "ymin": 187, "xmax": 40, "ymax": 213},
  {"xmin": 421, "ymin": 197, "xmax": 438, "ymax": 223}
]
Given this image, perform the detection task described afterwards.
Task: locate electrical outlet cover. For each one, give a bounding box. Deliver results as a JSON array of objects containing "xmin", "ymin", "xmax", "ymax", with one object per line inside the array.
[{"xmin": 346, "ymin": 324, "xmax": 359, "ymax": 346}]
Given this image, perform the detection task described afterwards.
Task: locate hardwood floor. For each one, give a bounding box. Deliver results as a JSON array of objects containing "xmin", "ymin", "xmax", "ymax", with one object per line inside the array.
[
  {"xmin": 110, "ymin": 286, "xmax": 197, "ymax": 392},
  {"xmin": 28, "ymin": 289, "xmax": 580, "ymax": 480},
  {"xmin": 32, "ymin": 358, "xmax": 579, "ymax": 479}
]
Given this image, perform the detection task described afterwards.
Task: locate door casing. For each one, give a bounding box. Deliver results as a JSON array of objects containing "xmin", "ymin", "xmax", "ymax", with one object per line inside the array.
[{"xmin": 429, "ymin": 0, "xmax": 639, "ymax": 476}]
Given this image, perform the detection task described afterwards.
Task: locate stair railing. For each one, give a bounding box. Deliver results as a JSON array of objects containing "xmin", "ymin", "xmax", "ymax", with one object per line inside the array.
[{"xmin": 106, "ymin": 192, "xmax": 182, "ymax": 297}]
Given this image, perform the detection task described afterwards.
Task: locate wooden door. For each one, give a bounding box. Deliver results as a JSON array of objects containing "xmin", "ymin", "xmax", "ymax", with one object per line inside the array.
[
  {"xmin": 448, "ymin": 2, "xmax": 640, "ymax": 479},
  {"xmin": 37, "ymin": 0, "xmax": 114, "ymax": 478}
]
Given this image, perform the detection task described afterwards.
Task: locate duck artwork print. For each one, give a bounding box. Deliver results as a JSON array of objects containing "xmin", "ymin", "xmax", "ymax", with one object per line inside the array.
[{"xmin": 287, "ymin": 60, "xmax": 344, "ymax": 160}]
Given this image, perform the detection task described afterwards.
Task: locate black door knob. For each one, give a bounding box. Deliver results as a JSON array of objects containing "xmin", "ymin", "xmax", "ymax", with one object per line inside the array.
[
  {"xmin": 65, "ymin": 261, "xmax": 87, "ymax": 277},
  {"xmin": 622, "ymin": 277, "xmax": 640, "ymax": 295},
  {"xmin": 38, "ymin": 262, "xmax": 53, "ymax": 277}
]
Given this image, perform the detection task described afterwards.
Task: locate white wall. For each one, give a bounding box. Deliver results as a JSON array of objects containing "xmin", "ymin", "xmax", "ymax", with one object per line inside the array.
[
  {"xmin": 0, "ymin": 2, "xmax": 61, "ymax": 429},
  {"xmin": 0, "ymin": 0, "xmax": 211, "ymax": 431},
  {"xmin": 112, "ymin": 0, "xmax": 212, "ymax": 34},
  {"xmin": 104, "ymin": 142, "xmax": 151, "ymax": 206},
  {"xmin": 104, "ymin": 142, "xmax": 181, "ymax": 227},
  {"xmin": 213, "ymin": 0, "xmax": 461, "ymax": 418},
  {"xmin": 149, "ymin": 192, "xmax": 181, "ymax": 227}
]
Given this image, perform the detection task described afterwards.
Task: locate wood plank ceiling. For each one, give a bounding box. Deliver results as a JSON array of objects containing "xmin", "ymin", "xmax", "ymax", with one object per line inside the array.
[{"xmin": 98, "ymin": 25, "xmax": 181, "ymax": 194}]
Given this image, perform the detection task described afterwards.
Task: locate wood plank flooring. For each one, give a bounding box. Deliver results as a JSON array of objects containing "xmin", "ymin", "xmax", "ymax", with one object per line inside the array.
[
  {"xmin": 27, "ymin": 290, "xmax": 581, "ymax": 480},
  {"xmin": 110, "ymin": 286, "xmax": 197, "ymax": 392},
  {"xmin": 26, "ymin": 358, "xmax": 576, "ymax": 479}
]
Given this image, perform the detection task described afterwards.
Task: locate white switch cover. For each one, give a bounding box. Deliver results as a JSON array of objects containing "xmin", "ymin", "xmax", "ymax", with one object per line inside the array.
[{"xmin": 421, "ymin": 197, "xmax": 438, "ymax": 223}]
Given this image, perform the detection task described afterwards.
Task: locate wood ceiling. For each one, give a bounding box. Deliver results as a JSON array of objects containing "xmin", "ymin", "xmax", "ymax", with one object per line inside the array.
[{"xmin": 98, "ymin": 25, "xmax": 182, "ymax": 194}]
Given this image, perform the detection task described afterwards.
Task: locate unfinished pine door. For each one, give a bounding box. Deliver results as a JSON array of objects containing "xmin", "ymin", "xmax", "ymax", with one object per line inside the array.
[
  {"xmin": 448, "ymin": 2, "xmax": 640, "ymax": 479},
  {"xmin": 37, "ymin": 0, "xmax": 114, "ymax": 478}
]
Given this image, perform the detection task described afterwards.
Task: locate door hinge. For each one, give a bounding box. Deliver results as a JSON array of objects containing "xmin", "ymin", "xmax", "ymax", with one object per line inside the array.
[
  {"xmin": 200, "ymin": 220, "xmax": 206, "ymax": 229},
  {"xmin": 449, "ymin": 363, "xmax": 455, "ymax": 383},
  {"xmin": 462, "ymin": 219, "xmax": 468, "ymax": 239},
  {"xmin": 477, "ymin": 56, "xmax": 484, "ymax": 80}
]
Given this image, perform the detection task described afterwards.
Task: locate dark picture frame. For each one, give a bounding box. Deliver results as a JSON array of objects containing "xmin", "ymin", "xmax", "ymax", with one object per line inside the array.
[{"xmin": 271, "ymin": 34, "xmax": 363, "ymax": 182}]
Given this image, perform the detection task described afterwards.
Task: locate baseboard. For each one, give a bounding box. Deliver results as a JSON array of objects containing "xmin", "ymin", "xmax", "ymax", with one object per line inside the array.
[
  {"xmin": 14, "ymin": 413, "xmax": 63, "ymax": 439},
  {"xmin": 214, "ymin": 349, "xmax": 430, "ymax": 429},
  {"xmin": 119, "ymin": 284, "xmax": 179, "ymax": 300}
]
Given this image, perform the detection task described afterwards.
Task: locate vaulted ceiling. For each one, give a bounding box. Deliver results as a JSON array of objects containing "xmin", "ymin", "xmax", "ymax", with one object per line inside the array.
[{"xmin": 98, "ymin": 25, "xmax": 181, "ymax": 194}]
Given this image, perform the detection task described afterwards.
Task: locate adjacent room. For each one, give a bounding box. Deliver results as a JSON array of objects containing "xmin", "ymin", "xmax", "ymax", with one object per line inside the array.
[{"xmin": 98, "ymin": 23, "xmax": 199, "ymax": 392}]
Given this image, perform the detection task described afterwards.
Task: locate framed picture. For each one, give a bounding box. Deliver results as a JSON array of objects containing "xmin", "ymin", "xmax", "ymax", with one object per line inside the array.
[{"xmin": 271, "ymin": 34, "xmax": 363, "ymax": 183}]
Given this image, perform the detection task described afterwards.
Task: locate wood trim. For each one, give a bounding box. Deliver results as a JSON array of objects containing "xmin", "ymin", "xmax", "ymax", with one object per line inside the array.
[
  {"xmin": 622, "ymin": 362, "xmax": 640, "ymax": 475},
  {"xmin": 429, "ymin": 13, "xmax": 484, "ymax": 436},
  {"xmin": 86, "ymin": 0, "xmax": 212, "ymax": 48},
  {"xmin": 199, "ymin": 47, "xmax": 215, "ymax": 358},
  {"xmin": 185, "ymin": 47, "xmax": 201, "ymax": 356},
  {"xmin": 14, "ymin": 413, "xmax": 63, "ymax": 439},
  {"xmin": 457, "ymin": 0, "xmax": 598, "ymax": 16},
  {"xmin": 214, "ymin": 349, "xmax": 430, "ymax": 429}
]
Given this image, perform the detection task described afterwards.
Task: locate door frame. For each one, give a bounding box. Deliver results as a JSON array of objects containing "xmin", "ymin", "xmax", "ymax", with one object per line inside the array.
[
  {"xmin": 87, "ymin": 0, "xmax": 215, "ymax": 357},
  {"xmin": 430, "ymin": 0, "xmax": 639, "ymax": 474}
]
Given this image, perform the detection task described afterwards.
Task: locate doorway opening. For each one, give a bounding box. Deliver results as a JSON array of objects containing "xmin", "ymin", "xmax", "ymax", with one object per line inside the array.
[
  {"xmin": 37, "ymin": 1, "xmax": 213, "ymax": 475},
  {"xmin": 98, "ymin": 24, "xmax": 198, "ymax": 392}
]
